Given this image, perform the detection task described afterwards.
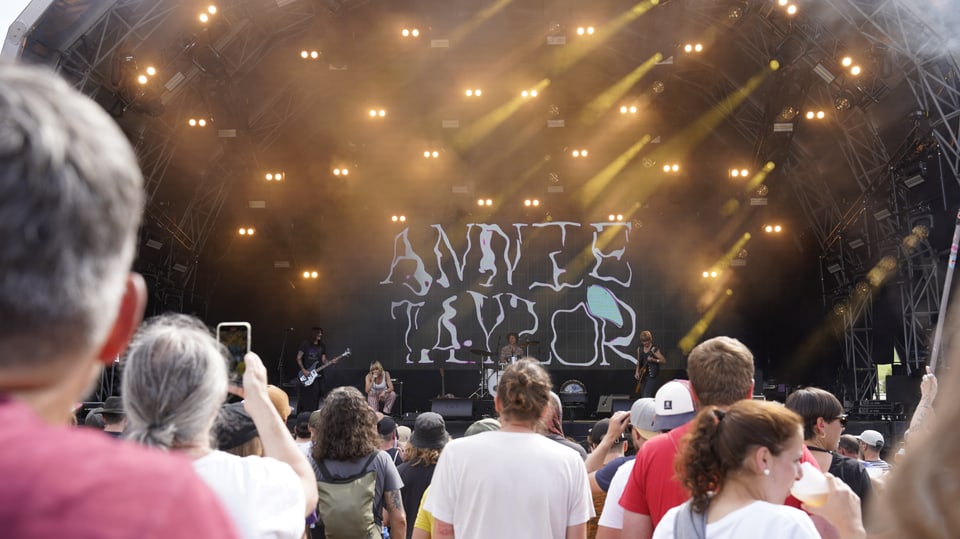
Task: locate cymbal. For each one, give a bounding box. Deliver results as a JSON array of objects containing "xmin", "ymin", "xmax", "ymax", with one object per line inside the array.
[
  {"xmin": 470, "ymin": 349, "xmax": 493, "ymax": 356},
  {"xmin": 520, "ymin": 340, "xmax": 540, "ymax": 346}
]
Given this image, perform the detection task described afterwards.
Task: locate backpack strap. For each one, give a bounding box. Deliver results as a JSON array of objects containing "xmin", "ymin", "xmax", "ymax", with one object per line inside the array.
[
  {"xmin": 673, "ymin": 499, "xmax": 707, "ymax": 539},
  {"xmin": 317, "ymin": 452, "xmax": 380, "ymax": 481}
]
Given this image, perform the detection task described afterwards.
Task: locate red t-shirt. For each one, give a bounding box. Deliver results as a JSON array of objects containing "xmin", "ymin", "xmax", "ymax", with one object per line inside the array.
[
  {"xmin": 0, "ymin": 395, "xmax": 240, "ymax": 539},
  {"xmin": 619, "ymin": 422, "xmax": 691, "ymax": 527},
  {"xmin": 619, "ymin": 421, "xmax": 824, "ymax": 527}
]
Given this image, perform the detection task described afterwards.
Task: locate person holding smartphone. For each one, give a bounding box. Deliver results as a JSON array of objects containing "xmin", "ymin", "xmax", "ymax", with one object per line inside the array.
[{"xmin": 296, "ymin": 327, "xmax": 328, "ymax": 414}]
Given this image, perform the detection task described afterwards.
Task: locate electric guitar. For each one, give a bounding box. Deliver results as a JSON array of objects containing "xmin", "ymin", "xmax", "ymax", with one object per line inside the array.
[
  {"xmin": 635, "ymin": 364, "xmax": 648, "ymax": 394},
  {"xmin": 299, "ymin": 348, "xmax": 351, "ymax": 386}
]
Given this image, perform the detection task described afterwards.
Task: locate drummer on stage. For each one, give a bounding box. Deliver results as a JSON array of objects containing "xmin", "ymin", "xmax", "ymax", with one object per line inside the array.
[{"xmin": 499, "ymin": 332, "xmax": 525, "ymax": 365}]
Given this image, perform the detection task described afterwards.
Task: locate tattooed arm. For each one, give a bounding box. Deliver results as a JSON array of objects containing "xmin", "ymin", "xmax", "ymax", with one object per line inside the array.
[
  {"xmin": 384, "ymin": 489, "xmax": 407, "ymax": 538},
  {"xmin": 907, "ymin": 366, "xmax": 938, "ymax": 439}
]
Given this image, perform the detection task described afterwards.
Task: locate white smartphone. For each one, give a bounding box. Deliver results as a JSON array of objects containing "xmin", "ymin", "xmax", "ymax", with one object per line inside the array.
[{"xmin": 216, "ymin": 322, "xmax": 251, "ymax": 384}]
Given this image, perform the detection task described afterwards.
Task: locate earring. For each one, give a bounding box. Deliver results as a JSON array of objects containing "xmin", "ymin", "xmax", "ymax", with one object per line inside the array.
[{"xmin": 763, "ymin": 469, "xmax": 770, "ymax": 476}]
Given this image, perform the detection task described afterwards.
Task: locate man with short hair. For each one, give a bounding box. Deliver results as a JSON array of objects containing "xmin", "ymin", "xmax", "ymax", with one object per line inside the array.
[
  {"xmin": 857, "ymin": 430, "xmax": 891, "ymax": 478},
  {"xmin": 620, "ymin": 337, "xmax": 756, "ymax": 539},
  {"xmin": 99, "ymin": 396, "xmax": 127, "ymax": 438},
  {"xmin": 379, "ymin": 416, "xmax": 403, "ymax": 466},
  {"xmin": 0, "ymin": 63, "xmax": 236, "ymax": 538},
  {"xmin": 838, "ymin": 434, "xmax": 861, "ymax": 459}
]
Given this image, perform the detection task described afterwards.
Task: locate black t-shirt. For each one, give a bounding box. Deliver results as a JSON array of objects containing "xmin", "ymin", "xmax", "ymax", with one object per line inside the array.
[
  {"xmin": 639, "ymin": 346, "xmax": 660, "ymax": 378},
  {"xmin": 397, "ymin": 462, "xmax": 436, "ymax": 539},
  {"xmin": 300, "ymin": 340, "xmax": 327, "ymax": 369},
  {"xmin": 827, "ymin": 451, "xmax": 873, "ymax": 513}
]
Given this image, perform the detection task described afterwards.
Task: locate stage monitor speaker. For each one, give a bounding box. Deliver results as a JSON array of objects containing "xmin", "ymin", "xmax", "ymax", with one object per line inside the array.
[
  {"xmin": 596, "ymin": 394, "xmax": 632, "ymax": 416},
  {"xmin": 431, "ymin": 398, "xmax": 474, "ymax": 419}
]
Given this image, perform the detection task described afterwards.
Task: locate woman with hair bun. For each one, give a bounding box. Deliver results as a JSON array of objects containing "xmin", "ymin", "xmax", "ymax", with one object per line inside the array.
[
  {"xmin": 653, "ymin": 399, "xmax": 818, "ymax": 539},
  {"xmin": 424, "ymin": 358, "xmax": 593, "ymax": 538}
]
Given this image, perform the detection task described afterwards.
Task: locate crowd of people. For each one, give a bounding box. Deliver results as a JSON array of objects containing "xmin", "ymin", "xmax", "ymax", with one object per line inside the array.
[{"xmin": 1, "ymin": 60, "xmax": 959, "ymax": 539}]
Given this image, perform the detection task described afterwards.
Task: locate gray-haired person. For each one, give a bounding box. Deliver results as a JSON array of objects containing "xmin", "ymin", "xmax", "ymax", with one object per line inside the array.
[
  {"xmin": 0, "ymin": 62, "xmax": 237, "ymax": 537},
  {"xmin": 123, "ymin": 313, "xmax": 319, "ymax": 538}
]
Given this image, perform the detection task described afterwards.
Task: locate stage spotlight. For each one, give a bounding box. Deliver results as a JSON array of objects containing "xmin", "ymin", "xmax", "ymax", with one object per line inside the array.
[
  {"xmin": 652, "ymin": 80, "xmax": 665, "ymax": 94},
  {"xmin": 777, "ymin": 0, "xmax": 787, "ymax": 5},
  {"xmin": 478, "ymin": 198, "xmax": 493, "ymax": 206},
  {"xmin": 702, "ymin": 270, "xmax": 719, "ymax": 279},
  {"xmin": 629, "ymin": 105, "xmax": 637, "ymax": 114},
  {"xmin": 619, "ymin": 105, "xmax": 627, "ymax": 114},
  {"xmin": 571, "ymin": 149, "xmax": 588, "ymax": 158},
  {"xmin": 310, "ymin": 50, "xmax": 319, "ymax": 59},
  {"xmin": 198, "ymin": 119, "xmax": 207, "ymax": 127},
  {"xmin": 238, "ymin": 227, "xmax": 255, "ymax": 236},
  {"xmin": 616, "ymin": 214, "xmax": 623, "ymax": 221},
  {"xmin": 333, "ymin": 168, "xmax": 349, "ymax": 176},
  {"xmin": 841, "ymin": 56, "xmax": 853, "ymax": 67},
  {"xmin": 369, "ymin": 109, "xmax": 377, "ymax": 117},
  {"xmin": 378, "ymin": 109, "xmax": 386, "ymax": 117},
  {"xmin": 663, "ymin": 163, "xmax": 680, "ymax": 173},
  {"xmin": 412, "ymin": 29, "xmax": 420, "ymax": 37},
  {"xmin": 465, "ymin": 89, "xmax": 472, "ymax": 97},
  {"xmin": 521, "ymin": 89, "xmax": 538, "ymax": 98},
  {"xmin": 608, "ymin": 214, "xmax": 615, "ymax": 221},
  {"xmin": 310, "ymin": 271, "xmax": 318, "ymax": 278},
  {"xmin": 300, "ymin": 50, "xmax": 308, "ymax": 59},
  {"xmin": 424, "ymin": 151, "xmax": 431, "ymax": 158},
  {"xmin": 392, "ymin": 215, "xmax": 407, "ymax": 222},
  {"xmin": 786, "ymin": 4, "xmax": 797, "ymax": 14},
  {"xmin": 850, "ymin": 65, "xmax": 862, "ymax": 76},
  {"xmin": 432, "ymin": 151, "xmax": 439, "ymax": 158},
  {"xmin": 740, "ymin": 168, "xmax": 749, "ymax": 176},
  {"xmin": 730, "ymin": 169, "xmax": 739, "ymax": 177},
  {"xmin": 303, "ymin": 271, "xmax": 309, "ymax": 278},
  {"xmin": 137, "ymin": 74, "xmax": 149, "ymax": 85},
  {"xmin": 684, "ymin": 44, "xmax": 692, "ymax": 53},
  {"xmin": 208, "ymin": 5, "xmax": 217, "ymax": 14},
  {"xmin": 265, "ymin": 173, "xmax": 274, "ymax": 181},
  {"xmin": 764, "ymin": 224, "xmax": 783, "ymax": 233},
  {"xmin": 188, "ymin": 118, "xmax": 197, "ymax": 127},
  {"xmin": 199, "ymin": 13, "xmax": 209, "ymax": 23},
  {"xmin": 817, "ymin": 111, "xmax": 825, "ymax": 119},
  {"xmin": 524, "ymin": 199, "xmax": 540, "ymax": 207},
  {"xmin": 146, "ymin": 66, "xmax": 157, "ymax": 76}
]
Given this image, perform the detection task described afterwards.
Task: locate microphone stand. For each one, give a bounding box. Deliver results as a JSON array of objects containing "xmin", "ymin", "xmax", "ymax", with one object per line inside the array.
[{"xmin": 277, "ymin": 328, "xmax": 293, "ymax": 386}]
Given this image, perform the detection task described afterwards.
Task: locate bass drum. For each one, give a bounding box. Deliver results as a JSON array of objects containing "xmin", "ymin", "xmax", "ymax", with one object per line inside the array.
[{"xmin": 485, "ymin": 368, "xmax": 502, "ymax": 397}]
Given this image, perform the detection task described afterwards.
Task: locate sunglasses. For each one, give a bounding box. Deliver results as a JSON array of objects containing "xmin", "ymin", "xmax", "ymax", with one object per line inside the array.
[{"xmin": 832, "ymin": 414, "xmax": 848, "ymax": 427}]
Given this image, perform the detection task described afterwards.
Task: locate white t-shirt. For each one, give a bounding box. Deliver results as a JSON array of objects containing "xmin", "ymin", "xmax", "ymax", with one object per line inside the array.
[
  {"xmin": 597, "ymin": 459, "xmax": 635, "ymax": 529},
  {"xmin": 424, "ymin": 431, "xmax": 594, "ymax": 539},
  {"xmin": 653, "ymin": 500, "xmax": 819, "ymax": 539},
  {"xmin": 193, "ymin": 450, "xmax": 306, "ymax": 539}
]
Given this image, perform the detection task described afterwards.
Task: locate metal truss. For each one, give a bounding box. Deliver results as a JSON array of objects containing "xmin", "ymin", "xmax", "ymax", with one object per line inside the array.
[
  {"xmin": 56, "ymin": 0, "xmax": 182, "ymax": 99},
  {"xmin": 836, "ymin": 291, "xmax": 878, "ymax": 402},
  {"xmin": 822, "ymin": 0, "xmax": 960, "ymax": 185},
  {"xmin": 899, "ymin": 227, "xmax": 941, "ymax": 374}
]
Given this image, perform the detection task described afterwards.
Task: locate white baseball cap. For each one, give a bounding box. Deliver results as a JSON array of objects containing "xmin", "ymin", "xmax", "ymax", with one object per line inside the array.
[{"xmin": 653, "ymin": 380, "xmax": 696, "ymax": 431}]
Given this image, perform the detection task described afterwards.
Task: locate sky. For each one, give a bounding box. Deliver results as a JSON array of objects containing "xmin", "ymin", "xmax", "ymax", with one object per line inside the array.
[{"xmin": 1, "ymin": 1, "xmax": 34, "ymax": 46}]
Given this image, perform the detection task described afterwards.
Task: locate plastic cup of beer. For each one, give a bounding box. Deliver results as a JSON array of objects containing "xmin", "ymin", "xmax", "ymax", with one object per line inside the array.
[{"xmin": 790, "ymin": 461, "xmax": 829, "ymax": 507}]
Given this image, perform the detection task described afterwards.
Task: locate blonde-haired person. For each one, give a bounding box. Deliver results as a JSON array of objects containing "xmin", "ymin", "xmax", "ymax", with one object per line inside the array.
[
  {"xmin": 425, "ymin": 358, "xmax": 593, "ymax": 538},
  {"xmin": 653, "ymin": 399, "xmax": 863, "ymax": 539},
  {"xmin": 366, "ymin": 361, "xmax": 397, "ymax": 414}
]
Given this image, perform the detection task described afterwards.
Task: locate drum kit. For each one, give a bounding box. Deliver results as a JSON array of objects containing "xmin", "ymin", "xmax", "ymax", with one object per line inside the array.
[{"xmin": 468, "ymin": 339, "xmax": 539, "ymax": 398}]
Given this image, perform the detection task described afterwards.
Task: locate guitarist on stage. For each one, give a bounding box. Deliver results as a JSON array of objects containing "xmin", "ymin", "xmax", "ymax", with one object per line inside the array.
[
  {"xmin": 296, "ymin": 327, "xmax": 328, "ymax": 414},
  {"xmin": 635, "ymin": 330, "xmax": 665, "ymax": 398}
]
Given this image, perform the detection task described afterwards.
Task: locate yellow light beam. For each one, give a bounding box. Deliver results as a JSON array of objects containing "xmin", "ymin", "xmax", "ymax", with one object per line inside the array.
[
  {"xmin": 447, "ymin": 0, "xmax": 513, "ymax": 45},
  {"xmin": 713, "ymin": 232, "xmax": 752, "ymax": 273},
  {"xmin": 453, "ymin": 78, "xmax": 550, "ymax": 151},
  {"xmin": 577, "ymin": 134, "xmax": 652, "ymax": 207},
  {"xmin": 579, "ymin": 53, "xmax": 663, "ymax": 126},
  {"xmin": 551, "ymin": 0, "xmax": 660, "ymax": 73},
  {"xmin": 679, "ymin": 289, "xmax": 733, "ymax": 354},
  {"xmin": 743, "ymin": 161, "xmax": 776, "ymax": 194}
]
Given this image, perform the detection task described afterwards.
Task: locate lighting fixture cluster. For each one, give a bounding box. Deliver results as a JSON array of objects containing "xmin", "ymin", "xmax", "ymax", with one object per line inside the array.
[
  {"xmin": 299, "ymin": 50, "xmax": 321, "ymax": 60},
  {"xmin": 805, "ymin": 110, "xmax": 827, "ymax": 120},
  {"xmin": 302, "ymin": 271, "xmax": 319, "ymax": 279},
  {"xmin": 368, "ymin": 108, "xmax": 387, "ymax": 118},
  {"xmin": 423, "ymin": 150, "xmax": 440, "ymax": 159},
  {"xmin": 619, "ymin": 104, "xmax": 638, "ymax": 114},
  {"xmin": 401, "ymin": 28, "xmax": 420, "ymax": 38},
  {"xmin": 702, "ymin": 270, "xmax": 720, "ymax": 279},
  {"xmin": 238, "ymin": 227, "xmax": 255, "ymax": 236},
  {"xmin": 576, "ymin": 26, "xmax": 595, "ymax": 36},
  {"xmin": 187, "ymin": 117, "xmax": 209, "ymax": 127},
  {"xmin": 521, "ymin": 89, "xmax": 539, "ymax": 98},
  {"xmin": 198, "ymin": 5, "xmax": 217, "ymax": 23},
  {"xmin": 840, "ymin": 56, "xmax": 862, "ymax": 77},
  {"xmin": 477, "ymin": 198, "xmax": 494, "ymax": 206},
  {"xmin": 264, "ymin": 172, "xmax": 284, "ymax": 181},
  {"xmin": 662, "ymin": 163, "xmax": 681, "ymax": 173},
  {"xmin": 391, "ymin": 215, "xmax": 407, "ymax": 222},
  {"xmin": 683, "ymin": 43, "xmax": 704, "ymax": 53},
  {"xmin": 524, "ymin": 199, "xmax": 540, "ymax": 207},
  {"xmin": 764, "ymin": 224, "xmax": 783, "ymax": 233},
  {"xmin": 332, "ymin": 167, "xmax": 350, "ymax": 176},
  {"xmin": 729, "ymin": 168, "xmax": 750, "ymax": 178},
  {"xmin": 776, "ymin": 0, "xmax": 798, "ymax": 15},
  {"xmin": 571, "ymin": 149, "xmax": 588, "ymax": 158},
  {"xmin": 608, "ymin": 214, "xmax": 625, "ymax": 221},
  {"xmin": 465, "ymin": 88, "xmax": 483, "ymax": 97},
  {"xmin": 136, "ymin": 65, "xmax": 157, "ymax": 85}
]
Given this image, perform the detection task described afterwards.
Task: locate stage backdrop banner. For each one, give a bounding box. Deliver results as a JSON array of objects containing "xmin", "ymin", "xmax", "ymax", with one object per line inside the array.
[{"xmin": 376, "ymin": 220, "xmax": 676, "ymax": 369}]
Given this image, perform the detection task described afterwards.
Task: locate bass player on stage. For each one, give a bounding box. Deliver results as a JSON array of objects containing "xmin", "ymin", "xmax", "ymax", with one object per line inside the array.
[
  {"xmin": 295, "ymin": 327, "xmax": 328, "ymax": 414},
  {"xmin": 635, "ymin": 330, "xmax": 665, "ymax": 398}
]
